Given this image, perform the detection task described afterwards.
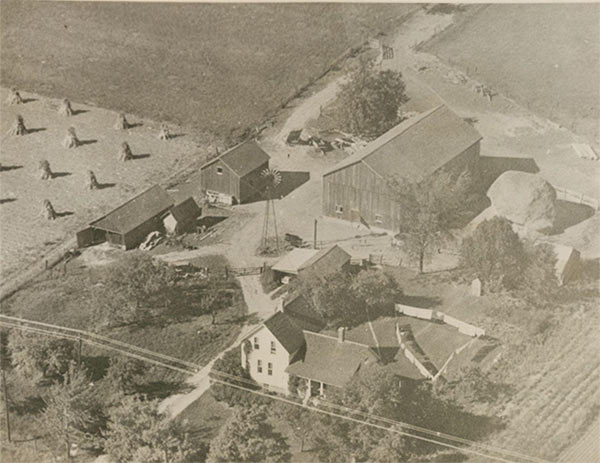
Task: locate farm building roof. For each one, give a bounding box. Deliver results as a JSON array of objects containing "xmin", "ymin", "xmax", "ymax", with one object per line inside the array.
[
  {"xmin": 90, "ymin": 185, "xmax": 174, "ymax": 234},
  {"xmin": 298, "ymin": 244, "xmax": 351, "ymax": 274},
  {"xmin": 263, "ymin": 312, "xmax": 306, "ymax": 354},
  {"xmin": 272, "ymin": 248, "xmax": 319, "ymax": 275},
  {"xmin": 201, "ymin": 139, "xmax": 270, "ymax": 177},
  {"xmin": 324, "ymin": 105, "xmax": 482, "ymax": 181},
  {"xmin": 286, "ymin": 332, "xmax": 377, "ymax": 388},
  {"xmin": 168, "ymin": 197, "xmax": 201, "ymax": 223}
]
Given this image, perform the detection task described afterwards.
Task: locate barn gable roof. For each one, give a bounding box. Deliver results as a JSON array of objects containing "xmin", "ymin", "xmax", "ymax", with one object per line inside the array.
[
  {"xmin": 201, "ymin": 140, "xmax": 270, "ymax": 177},
  {"xmin": 91, "ymin": 185, "xmax": 174, "ymax": 234},
  {"xmin": 324, "ymin": 105, "xmax": 481, "ymax": 181},
  {"xmin": 168, "ymin": 197, "xmax": 201, "ymax": 223}
]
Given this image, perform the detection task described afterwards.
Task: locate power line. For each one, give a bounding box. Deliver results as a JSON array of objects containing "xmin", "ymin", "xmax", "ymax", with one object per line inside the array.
[{"xmin": 0, "ymin": 316, "xmax": 550, "ymax": 463}]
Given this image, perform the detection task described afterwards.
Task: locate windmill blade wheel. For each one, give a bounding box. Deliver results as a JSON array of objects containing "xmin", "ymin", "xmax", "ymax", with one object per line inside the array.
[{"xmin": 261, "ymin": 168, "xmax": 282, "ymax": 187}]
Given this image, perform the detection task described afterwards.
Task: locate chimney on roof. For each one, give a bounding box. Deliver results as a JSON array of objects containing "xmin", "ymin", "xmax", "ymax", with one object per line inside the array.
[{"xmin": 337, "ymin": 327, "xmax": 346, "ymax": 343}]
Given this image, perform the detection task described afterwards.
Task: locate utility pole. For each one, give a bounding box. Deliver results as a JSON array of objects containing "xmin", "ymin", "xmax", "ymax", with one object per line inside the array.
[
  {"xmin": 1, "ymin": 360, "xmax": 12, "ymax": 443},
  {"xmin": 313, "ymin": 218, "xmax": 318, "ymax": 249}
]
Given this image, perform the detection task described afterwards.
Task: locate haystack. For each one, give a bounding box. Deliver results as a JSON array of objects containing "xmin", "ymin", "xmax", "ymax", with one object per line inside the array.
[
  {"xmin": 63, "ymin": 127, "xmax": 80, "ymax": 148},
  {"xmin": 7, "ymin": 88, "xmax": 23, "ymax": 105},
  {"xmin": 119, "ymin": 141, "xmax": 133, "ymax": 161},
  {"xmin": 158, "ymin": 124, "xmax": 172, "ymax": 140},
  {"xmin": 115, "ymin": 113, "xmax": 130, "ymax": 130},
  {"xmin": 8, "ymin": 115, "xmax": 27, "ymax": 136},
  {"xmin": 58, "ymin": 98, "xmax": 73, "ymax": 117},
  {"xmin": 39, "ymin": 160, "xmax": 53, "ymax": 180},
  {"xmin": 42, "ymin": 200, "xmax": 57, "ymax": 220},
  {"xmin": 487, "ymin": 171, "xmax": 557, "ymax": 232},
  {"xmin": 87, "ymin": 170, "xmax": 99, "ymax": 190}
]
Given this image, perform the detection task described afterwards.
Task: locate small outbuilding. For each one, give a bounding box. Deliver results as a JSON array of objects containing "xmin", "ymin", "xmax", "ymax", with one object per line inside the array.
[
  {"xmin": 162, "ymin": 197, "xmax": 201, "ymax": 235},
  {"xmin": 550, "ymin": 243, "xmax": 581, "ymax": 286},
  {"xmin": 271, "ymin": 245, "xmax": 351, "ymax": 282},
  {"xmin": 77, "ymin": 185, "xmax": 173, "ymax": 249},
  {"xmin": 200, "ymin": 139, "xmax": 270, "ymax": 205}
]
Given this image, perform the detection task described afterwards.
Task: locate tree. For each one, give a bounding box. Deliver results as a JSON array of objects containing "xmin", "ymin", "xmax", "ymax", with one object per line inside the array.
[
  {"xmin": 94, "ymin": 253, "xmax": 176, "ymax": 325},
  {"xmin": 350, "ymin": 268, "xmax": 401, "ymax": 317},
  {"xmin": 38, "ymin": 366, "xmax": 104, "ymax": 462},
  {"xmin": 209, "ymin": 349, "xmax": 260, "ymax": 407},
  {"xmin": 207, "ymin": 405, "xmax": 290, "ymax": 463},
  {"xmin": 105, "ymin": 356, "xmax": 145, "ymax": 395},
  {"xmin": 8, "ymin": 331, "xmax": 76, "ymax": 381},
  {"xmin": 390, "ymin": 169, "xmax": 473, "ymax": 273},
  {"xmin": 104, "ymin": 395, "xmax": 194, "ymax": 463},
  {"xmin": 520, "ymin": 242, "xmax": 559, "ymax": 303},
  {"xmin": 368, "ymin": 426, "xmax": 411, "ymax": 463},
  {"xmin": 337, "ymin": 60, "xmax": 408, "ymax": 139},
  {"xmin": 460, "ymin": 216, "xmax": 524, "ymax": 292}
]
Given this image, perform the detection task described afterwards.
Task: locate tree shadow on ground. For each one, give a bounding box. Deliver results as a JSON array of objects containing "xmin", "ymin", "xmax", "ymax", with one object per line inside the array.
[
  {"xmin": 71, "ymin": 109, "xmax": 89, "ymax": 116},
  {"xmin": 52, "ymin": 171, "xmax": 71, "ymax": 178},
  {"xmin": 550, "ymin": 200, "xmax": 595, "ymax": 235},
  {"xmin": 131, "ymin": 153, "xmax": 151, "ymax": 160},
  {"xmin": 134, "ymin": 380, "xmax": 190, "ymax": 400},
  {"xmin": 11, "ymin": 395, "xmax": 45, "ymax": 416},
  {"xmin": 0, "ymin": 198, "xmax": 17, "ymax": 204},
  {"xmin": 79, "ymin": 139, "xmax": 98, "ymax": 146},
  {"xmin": 97, "ymin": 182, "xmax": 116, "ymax": 190},
  {"xmin": 83, "ymin": 355, "xmax": 110, "ymax": 382}
]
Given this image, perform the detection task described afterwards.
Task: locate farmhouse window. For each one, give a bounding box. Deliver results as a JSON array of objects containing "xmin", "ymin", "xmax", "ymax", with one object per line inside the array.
[
  {"xmin": 257, "ymin": 359, "xmax": 263, "ymax": 373},
  {"xmin": 270, "ymin": 341, "xmax": 276, "ymax": 354},
  {"xmin": 217, "ymin": 166, "xmax": 223, "ymax": 175},
  {"xmin": 253, "ymin": 337, "xmax": 259, "ymax": 350},
  {"xmin": 375, "ymin": 214, "xmax": 383, "ymax": 224},
  {"xmin": 267, "ymin": 362, "xmax": 273, "ymax": 376},
  {"xmin": 335, "ymin": 204, "xmax": 343, "ymax": 214}
]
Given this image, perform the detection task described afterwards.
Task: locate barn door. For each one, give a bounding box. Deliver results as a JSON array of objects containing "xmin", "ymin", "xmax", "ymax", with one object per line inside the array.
[
  {"xmin": 76, "ymin": 227, "xmax": 104, "ymax": 248},
  {"xmin": 350, "ymin": 208, "xmax": 360, "ymax": 223}
]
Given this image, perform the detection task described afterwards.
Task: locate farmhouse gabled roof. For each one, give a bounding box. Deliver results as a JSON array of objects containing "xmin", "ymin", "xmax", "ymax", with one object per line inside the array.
[
  {"xmin": 324, "ymin": 105, "xmax": 482, "ymax": 181},
  {"xmin": 201, "ymin": 140, "xmax": 270, "ymax": 177},
  {"xmin": 263, "ymin": 312, "xmax": 306, "ymax": 354},
  {"xmin": 168, "ymin": 197, "xmax": 201, "ymax": 223},
  {"xmin": 298, "ymin": 244, "xmax": 351, "ymax": 273},
  {"xmin": 91, "ymin": 185, "xmax": 174, "ymax": 234},
  {"xmin": 285, "ymin": 331, "xmax": 377, "ymax": 388},
  {"xmin": 282, "ymin": 293, "xmax": 326, "ymax": 333}
]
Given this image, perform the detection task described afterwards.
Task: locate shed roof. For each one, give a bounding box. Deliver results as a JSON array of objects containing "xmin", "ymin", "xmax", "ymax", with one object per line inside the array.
[
  {"xmin": 324, "ymin": 105, "xmax": 481, "ymax": 181},
  {"xmin": 201, "ymin": 140, "xmax": 270, "ymax": 177},
  {"xmin": 298, "ymin": 244, "xmax": 351, "ymax": 273},
  {"xmin": 168, "ymin": 197, "xmax": 201, "ymax": 223},
  {"xmin": 286, "ymin": 332, "xmax": 377, "ymax": 388},
  {"xmin": 263, "ymin": 312, "xmax": 306, "ymax": 354},
  {"xmin": 91, "ymin": 185, "xmax": 174, "ymax": 234},
  {"xmin": 272, "ymin": 248, "xmax": 319, "ymax": 275}
]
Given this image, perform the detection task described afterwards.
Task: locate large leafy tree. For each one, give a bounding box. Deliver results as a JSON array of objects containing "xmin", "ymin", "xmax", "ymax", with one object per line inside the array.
[
  {"xmin": 94, "ymin": 253, "xmax": 176, "ymax": 326},
  {"xmin": 207, "ymin": 405, "xmax": 290, "ymax": 463},
  {"xmin": 104, "ymin": 395, "xmax": 194, "ymax": 463},
  {"xmin": 38, "ymin": 366, "xmax": 105, "ymax": 462},
  {"xmin": 350, "ymin": 268, "xmax": 401, "ymax": 317},
  {"xmin": 8, "ymin": 331, "xmax": 76, "ymax": 381},
  {"xmin": 337, "ymin": 60, "xmax": 408, "ymax": 139},
  {"xmin": 390, "ymin": 169, "xmax": 473, "ymax": 273},
  {"xmin": 104, "ymin": 356, "xmax": 145, "ymax": 395},
  {"xmin": 368, "ymin": 426, "xmax": 411, "ymax": 463},
  {"xmin": 460, "ymin": 216, "xmax": 524, "ymax": 292}
]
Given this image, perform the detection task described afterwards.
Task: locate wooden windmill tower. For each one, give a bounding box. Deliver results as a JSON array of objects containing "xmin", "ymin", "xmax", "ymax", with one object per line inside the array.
[{"xmin": 260, "ymin": 167, "xmax": 282, "ymax": 253}]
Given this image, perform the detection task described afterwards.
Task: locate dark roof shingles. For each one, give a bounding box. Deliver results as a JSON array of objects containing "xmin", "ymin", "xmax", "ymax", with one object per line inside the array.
[{"xmin": 202, "ymin": 140, "xmax": 270, "ymax": 177}]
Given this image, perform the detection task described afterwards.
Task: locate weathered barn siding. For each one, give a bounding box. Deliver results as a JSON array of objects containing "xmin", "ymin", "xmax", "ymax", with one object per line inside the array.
[
  {"xmin": 122, "ymin": 216, "xmax": 166, "ymax": 250},
  {"xmin": 201, "ymin": 159, "xmax": 240, "ymax": 202},
  {"xmin": 239, "ymin": 161, "xmax": 269, "ymax": 203},
  {"xmin": 323, "ymin": 140, "xmax": 482, "ymax": 232},
  {"xmin": 323, "ymin": 162, "xmax": 401, "ymax": 231}
]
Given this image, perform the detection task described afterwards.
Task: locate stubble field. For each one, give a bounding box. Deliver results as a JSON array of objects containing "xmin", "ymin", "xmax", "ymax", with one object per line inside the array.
[{"xmin": 423, "ymin": 4, "xmax": 600, "ymax": 147}]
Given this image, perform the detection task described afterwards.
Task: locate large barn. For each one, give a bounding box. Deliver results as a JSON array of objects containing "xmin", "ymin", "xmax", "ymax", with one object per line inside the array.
[
  {"xmin": 322, "ymin": 105, "xmax": 482, "ymax": 231},
  {"xmin": 200, "ymin": 139, "xmax": 270, "ymax": 205}
]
